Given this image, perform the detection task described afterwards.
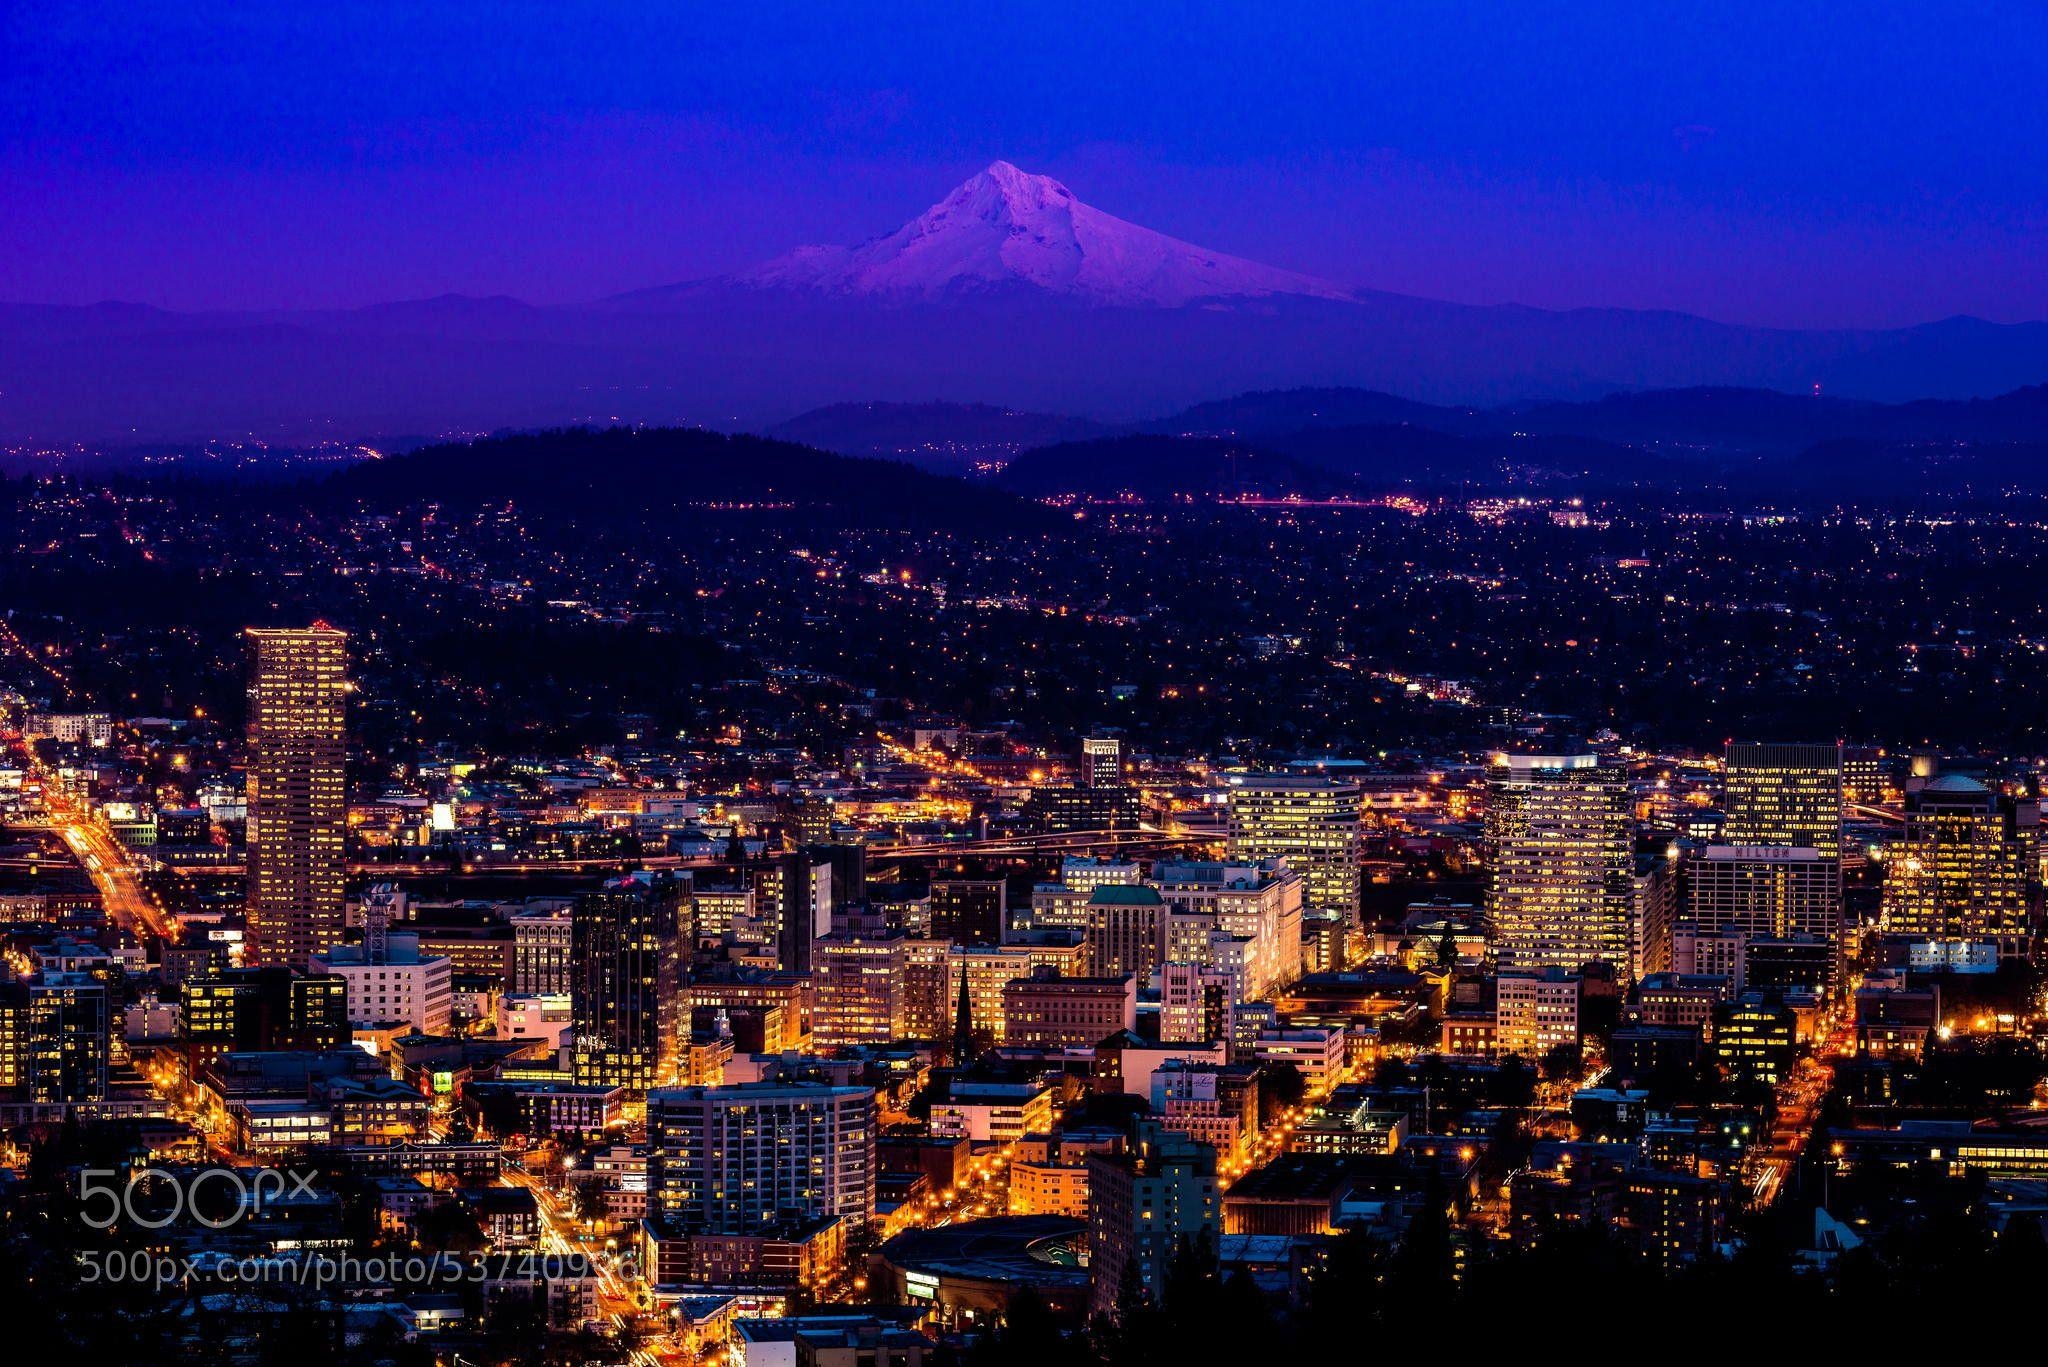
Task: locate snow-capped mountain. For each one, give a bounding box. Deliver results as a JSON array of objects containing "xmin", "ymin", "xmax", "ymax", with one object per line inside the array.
[
  {"xmin": 8, "ymin": 160, "xmax": 2048, "ymax": 444},
  {"xmin": 735, "ymin": 160, "xmax": 1358, "ymax": 307}
]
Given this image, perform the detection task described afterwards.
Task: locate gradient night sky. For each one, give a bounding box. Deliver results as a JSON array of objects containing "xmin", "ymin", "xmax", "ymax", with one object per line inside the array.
[{"xmin": 5, "ymin": 2, "xmax": 2044, "ymax": 328}]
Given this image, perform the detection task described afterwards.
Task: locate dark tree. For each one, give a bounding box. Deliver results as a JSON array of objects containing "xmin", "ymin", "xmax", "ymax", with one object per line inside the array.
[{"xmin": 1260, "ymin": 1061, "xmax": 1307, "ymax": 1117}]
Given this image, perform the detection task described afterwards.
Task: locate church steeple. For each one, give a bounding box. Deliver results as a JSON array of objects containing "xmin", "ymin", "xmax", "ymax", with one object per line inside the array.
[{"xmin": 951, "ymin": 961, "xmax": 975, "ymax": 1067}]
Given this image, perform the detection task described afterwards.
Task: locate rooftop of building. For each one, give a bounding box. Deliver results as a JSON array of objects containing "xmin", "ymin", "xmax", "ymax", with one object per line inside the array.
[
  {"xmin": 459, "ymin": 1185, "xmax": 539, "ymax": 1214},
  {"xmin": 736, "ymin": 1308, "xmax": 933, "ymax": 1344},
  {"xmin": 1086, "ymin": 884, "xmax": 1164, "ymax": 907},
  {"xmin": 1004, "ymin": 973, "xmax": 1133, "ymax": 990},
  {"xmin": 646, "ymin": 1080, "xmax": 873, "ymax": 1104},
  {"xmin": 1700, "ymin": 844, "xmax": 1829, "ymax": 861},
  {"xmin": 877, "ymin": 1215, "xmax": 1089, "ymax": 1289},
  {"xmin": 1224, "ymin": 1154, "xmax": 1380, "ymax": 1203},
  {"xmin": 1488, "ymin": 750, "xmax": 1599, "ymax": 771}
]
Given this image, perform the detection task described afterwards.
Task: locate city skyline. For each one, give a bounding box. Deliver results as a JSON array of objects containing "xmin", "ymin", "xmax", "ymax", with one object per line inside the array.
[
  {"xmin": 3, "ymin": 479, "xmax": 2047, "ymax": 1359},
  {"xmin": 6, "ymin": 7, "xmax": 2048, "ymax": 1362}
]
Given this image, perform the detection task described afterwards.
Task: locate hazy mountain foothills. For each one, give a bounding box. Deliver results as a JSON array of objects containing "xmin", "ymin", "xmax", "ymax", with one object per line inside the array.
[
  {"xmin": 34, "ymin": 377, "xmax": 2048, "ymax": 512},
  {"xmin": 8, "ymin": 162, "xmax": 2048, "ymax": 445},
  {"xmin": 1146, "ymin": 382, "xmax": 2048, "ymax": 450},
  {"xmin": 994, "ymin": 435, "xmax": 1352, "ymax": 501},
  {"xmin": 773, "ymin": 379, "xmax": 2048, "ymax": 501},
  {"xmin": 316, "ymin": 426, "xmax": 1056, "ymax": 531},
  {"xmin": 306, "ymin": 391, "xmax": 2048, "ymax": 515},
  {"xmin": 994, "ymin": 425, "xmax": 1697, "ymax": 500},
  {"xmin": 765, "ymin": 400, "xmax": 1121, "ymax": 470}
]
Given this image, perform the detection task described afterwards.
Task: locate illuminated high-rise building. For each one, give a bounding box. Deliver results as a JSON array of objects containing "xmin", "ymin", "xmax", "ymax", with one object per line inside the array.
[
  {"xmin": 1722, "ymin": 742, "xmax": 1842, "ymax": 858},
  {"xmin": 309, "ymin": 930, "xmax": 453, "ymax": 1035},
  {"xmin": 1083, "ymin": 885, "xmax": 1167, "ymax": 982},
  {"xmin": 1159, "ymin": 962, "xmax": 1234, "ymax": 1045},
  {"xmin": 510, "ymin": 904, "xmax": 575, "ymax": 996},
  {"xmin": 893, "ymin": 940, "xmax": 1080, "ymax": 1048},
  {"xmin": 1021, "ymin": 784, "xmax": 1141, "ymax": 834},
  {"xmin": 1683, "ymin": 844, "xmax": 1842, "ymax": 991},
  {"xmin": 1226, "ymin": 773, "xmax": 1362, "ymax": 922},
  {"xmin": 1494, "ymin": 967, "xmax": 1581, "ymax": 1058},
  {"xmin": 899, "ymin": 938, "xmax": 954, "ymax": 1042},
  {"xmin": 177, "ymin": 966, "xmax": 349, "ymax": 1071},
  {"xmin": 754, "ymin": 854, "xmax": 831, "ymax": 976},
  {"xmin": 1631, "ymin": 848, "xmax": 1681, "ymax": 981},
  {"xmin": 929, "ymin": 877, "xmax": 1006, "ymax": 947},
  {"xmin": 1686, "ymin": 845, "xmax": 1841, "ymax": 946},
  {"xmin": 1001, "ymin": 969, "xmax": 1136, "ymax": 1050},
  {"xmin": 0, "ymin": 972, "xmax": 111, "ymax": 1103},
  {"xmin": 1150, "ymin": 858, "xmax": 1304, "ymax": 1000},
  {"xmin": 812, "ymin": 931, "xmax": 908, "ymax": 1047},
  {"xmin": 244, "ymin": 624, "xmax": 349, "ymax": 968},
  {"xmin": 1056, "ymin": 857, "xmax": 1143, "ymax": 897},
  {"xmin": 1086, "ymin": 1122, "xmax": 1219, "ymax": 1321},
  {"xmin": 1485, "ymin": 753, "xmax": 1634, "ymax": 976},
  {"xmin": 571, "ymin": 876, "xmax": 688, "ymax": 1093},
  {"xmin": 1701, "ymin": 744, "xmax": 1846, "ymax": 986},
  {"xmin": 1882, "ymin": 775, "xmax": 2037, "ymax": 947},
  {"xmin": 1841, "ymin": 744, "xmax": 1890, "ymax": 808},
  {"xmin": 683, "ymin": 972, "xmax": 810, "ymax": 1054},
  {"xmin": 647, "ymin": 1081, "xmax": 878, "ymax": 1236},
  {"xmin": 1082, "ymin": 735, "xmax": 1124, "ymax": 788}
]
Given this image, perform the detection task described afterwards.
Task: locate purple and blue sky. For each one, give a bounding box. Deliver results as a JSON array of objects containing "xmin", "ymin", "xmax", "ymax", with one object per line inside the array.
[{"xmin": 5, "ymin": 2, "xmax": 2044, "ymax": 328}]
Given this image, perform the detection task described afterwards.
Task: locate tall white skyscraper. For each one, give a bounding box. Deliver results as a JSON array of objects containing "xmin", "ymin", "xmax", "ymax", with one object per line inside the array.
[{"xmin": 1485, "ymin": 752, "xmax": 1634, "ymax": 976}]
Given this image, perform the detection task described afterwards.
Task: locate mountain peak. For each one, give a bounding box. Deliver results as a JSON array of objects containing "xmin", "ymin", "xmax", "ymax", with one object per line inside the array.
[
  {"xmin": 963, "ymin": 159, "xmax": 1081, "ymax": 206},
  {"xmin": 975, "ymin": 158, "xmax": 1049, "ymax": 188},
  {"xmin": 737, "ymin": 161, "xmax": 1355, "ymax": 307}
]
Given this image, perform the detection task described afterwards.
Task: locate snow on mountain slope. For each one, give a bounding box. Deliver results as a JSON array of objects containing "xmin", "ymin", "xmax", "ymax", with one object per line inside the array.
[{"xmin": 738, "ymin": 161, "xmax": 1358, "ymax": 306}]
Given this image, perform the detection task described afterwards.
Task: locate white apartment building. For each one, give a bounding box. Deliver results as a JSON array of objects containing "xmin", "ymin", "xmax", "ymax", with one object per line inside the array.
[
  {"xmin": 1251, "ymin": 1025, "xmax": 1346, "ymax": 1087},
  {"xmin": 310, "ymin": 930, "xmax": 453, "ymax": 1034},
  {"xmin": 648, "ymin": 1082, "xmax": 877, "ymax": 1235},
  {"xmin": 928, "ymin": 1081, "xmax": 1055, "ymax": 1145},
  {"xmin": 498, "ymin": 993, "xmax": 574, "ymax": 1048},
  {"xmin": 1494, "ymin": 967, "xmax": 1580, "ymax": 1058}
]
